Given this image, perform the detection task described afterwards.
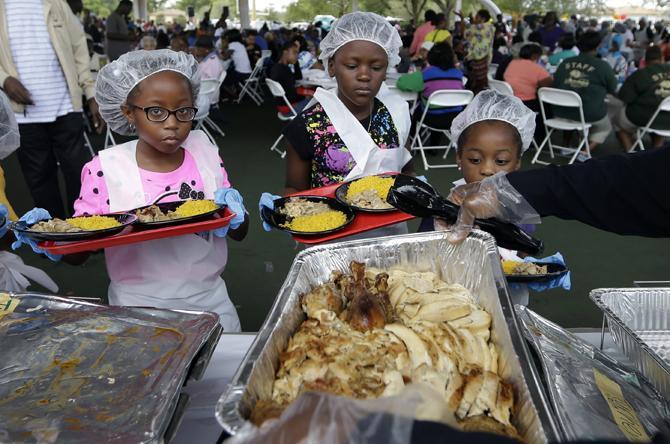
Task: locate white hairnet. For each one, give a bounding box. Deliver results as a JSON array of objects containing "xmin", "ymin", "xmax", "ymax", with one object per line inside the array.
[
  {"xmin": 319, "ymin": 12, "xmax": 402, "ymax": 68},
  {"xmin": 0, "ymin": 90, "xmax": 20, "ymax": 159},
  {"xmin": 450, "ymin": 89, "xmax": 536, "ymax": 153},
  {"xmin": 95, "ymin": 49, "xmax": 201, "ymax": 136}
]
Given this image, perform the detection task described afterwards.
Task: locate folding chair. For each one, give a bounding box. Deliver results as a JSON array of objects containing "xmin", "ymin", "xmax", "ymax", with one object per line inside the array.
[
  {"xmin": 198, "ymin": 70, "xmax": 228, "ymax": 139},
  {"xmin": 629, "ymin": 96, "xmax": 670, "ymax": 152},
  {"xmin": 533, "ymin": 87, "xmax": 592, "ymax": 165},
  {"xmin": 410, "ymin": 89, "xmax": 474, "ymax": 170},
  {"xmin": 265, "ymin": 78, "xmax": 298, "ymax": 158},
  {"xmin": 103, "ymin": 126, "xmax": 117, "ymax": 149},
  {"xmin": 488, "ymin": 63, "xmax": 498, "ymax": 79},
  {"xmin": 236, "ymin": 56, "xmax": 268, "ymax": 105},
  {"xmin": 81, "ymin": 113, "xmax": 96, "ymax": 157},
  {"xmin": 488, "ymin": 78, "xmax": 514, "ymax": 96},
  {"xmin": 194, "ymin": 79, "xmax": 220, "ymax": 143}
]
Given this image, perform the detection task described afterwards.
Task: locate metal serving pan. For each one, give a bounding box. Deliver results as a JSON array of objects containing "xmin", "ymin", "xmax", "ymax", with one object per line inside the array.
[
  {"xmin": 590, "ymin": 288, "xmax": 670, "ymax": 399},
  {"xmin": 0, "ymin": 292, "xmax": 221, "ymax": 444},
  {"xmin": 216, "ymin": 230, "xmax": 561, "ymax": 443}
]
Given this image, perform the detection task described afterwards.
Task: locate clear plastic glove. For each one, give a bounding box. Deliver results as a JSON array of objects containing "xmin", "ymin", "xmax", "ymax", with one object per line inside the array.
[
  {"xmin": 11, "ymin": 208, "xmax": 62, "ymax": 262},
  {"xmin": 522, "ymin": 252, "xmax": 571, "ymax": 292},
  {"xmin": 213, "ymin": 188, "xmax": 247, "ymax": 237},
  {"xmin": 0, "ymin": 204, "xmax": 10, "ymax": 238},
  {"xmin": 446, "ymin": 172, "xmax": 540, "ymax": 244},
  {"xmin": 259, "ymin": 192, "xmax": 280, "ymax": 232}
]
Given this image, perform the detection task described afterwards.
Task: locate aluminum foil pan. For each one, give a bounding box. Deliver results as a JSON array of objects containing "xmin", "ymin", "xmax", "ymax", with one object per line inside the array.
[
  {"xmin": 517, "ymin": 305, "xmax": 670, "ymax": 441},
  {"xmin": 216, "ymin": 230, "xmax": 560, "ymax": 443},
  {"xmin": 590, "ymin": 288, "xmax": 670, "ymax": 399},
  {"xmin": 0, "ymin": 292, "xmax": 221, "ymax": 444}
]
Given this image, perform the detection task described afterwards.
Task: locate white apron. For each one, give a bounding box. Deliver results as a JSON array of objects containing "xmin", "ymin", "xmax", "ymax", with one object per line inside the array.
[
  {"xmin": 314, "ymin": 85, "xmax": 412, "ymax": 238},
  {"xmin": 98, "ymin": 130, "xmax": 240, "ymax": 331}
]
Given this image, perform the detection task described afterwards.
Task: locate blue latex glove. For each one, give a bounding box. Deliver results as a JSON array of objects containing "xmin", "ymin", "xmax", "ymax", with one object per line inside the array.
[
  {"xmin": 11, "ymin": 208, "xmax": 62, "ymax": 261},
  {"xmin": 259, "ymin": 192, "xmax": 280, "ymax": 232},
  {"xmin": 523, "ymin": 252, "xmax": 571, "ymax": 292},
  {"xmin": 213, "ymin": 188, "xmax": 247, "ymax": 237},
  {"xmin": 0, "ymin": 204, "xmax": 10, "ymax": 238}
]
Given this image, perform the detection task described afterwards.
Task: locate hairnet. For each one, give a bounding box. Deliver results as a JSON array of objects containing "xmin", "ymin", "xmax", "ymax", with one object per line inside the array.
[
  {"xmin": 95, "ymin": 49, "xmax": 201, "ymax": 136},
  {"xmin": 0, "ymin": 90, "xmax": 20, "ymax": 158},
  {"xmin": 319, "ymin": 12, "xmax": 402, "ymax": 68},
  {"xmin": 451, "ymin": 89, "xmax": 536, "ymax": 153}
]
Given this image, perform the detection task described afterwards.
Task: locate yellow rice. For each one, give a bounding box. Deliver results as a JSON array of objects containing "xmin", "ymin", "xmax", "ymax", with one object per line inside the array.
[
  {"xmin": 174, "ymin": 200, "xmax": 218, "ymax": 217},
  {"xmin": 346, "ymin": 176, "xmax": 395, "ymax": 202},
  {"xmin": 282, "ymin": 210, "xmax": 347, "ymax": 232},
  {"xmin": 501, "ymin": 260, "xmax": 521, "ymax": 274},
  {"xmin": 65, "ymin": 215, "xmax": 121, "ymax": 231}
]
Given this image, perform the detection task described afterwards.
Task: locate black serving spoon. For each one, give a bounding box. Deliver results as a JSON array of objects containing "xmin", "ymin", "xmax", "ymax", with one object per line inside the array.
[{"xmin": 387, "ymin": 175, "xmax": 544, "ymax": 255}]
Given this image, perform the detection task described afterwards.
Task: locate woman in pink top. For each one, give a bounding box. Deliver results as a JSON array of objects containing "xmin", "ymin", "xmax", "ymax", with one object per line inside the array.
[{"xmin": 504, "ymin": 43, "xmax": 553, "ymax": 143}]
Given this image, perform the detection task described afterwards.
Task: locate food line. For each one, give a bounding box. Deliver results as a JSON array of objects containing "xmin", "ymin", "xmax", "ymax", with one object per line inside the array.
[{"xmin": 1, "ymin": 173, "xmax": 668, "ymax": 443}]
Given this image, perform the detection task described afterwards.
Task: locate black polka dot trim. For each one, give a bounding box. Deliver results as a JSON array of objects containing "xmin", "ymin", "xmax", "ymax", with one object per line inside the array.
[
  {"xmin": 97, "ymin": 171, "xmax": 104, "ymax": 177},
  {"xmin": 106, "ymin": 199, "xmax": 110, "ymax": 205},
  {"xmin": 165, "ymin": 186, "xmax": 171, "ymax": 191},
  {"xmin": 191, "ymin": 180, "xmax": 196, "ymax": 186},
  {"xmin": 93, "ymin": 188, "xmax": 99, "ymax": 194}
]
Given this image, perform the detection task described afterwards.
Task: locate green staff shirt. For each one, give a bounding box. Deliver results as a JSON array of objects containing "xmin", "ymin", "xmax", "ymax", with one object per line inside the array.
[
  {"xmin": 552, "ymin": 54, "xmax": 617, "ymax": 122},
  {"xmin": 619, "ymin": 63, "xmax": 670, "ymax": 129}
]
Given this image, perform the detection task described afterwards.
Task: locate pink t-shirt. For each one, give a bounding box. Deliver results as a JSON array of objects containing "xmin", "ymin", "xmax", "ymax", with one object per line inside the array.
[
  {"xmin": 504, "ymin": 59, "xmax": 551, "ymax": 101},
  {"xmin": 74, "ymin": 149, "xmax": 231, "ymax": 216}
]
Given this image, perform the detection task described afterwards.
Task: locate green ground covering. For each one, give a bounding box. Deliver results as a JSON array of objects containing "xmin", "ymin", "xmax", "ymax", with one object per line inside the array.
[{"xmin": 3, "ymin": 98, "xmax": 668, "ymax": 331}]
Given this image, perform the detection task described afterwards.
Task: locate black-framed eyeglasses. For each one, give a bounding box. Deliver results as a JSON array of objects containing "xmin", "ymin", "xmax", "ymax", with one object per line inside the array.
[{"xmin": 128, "ymin": 104, "xmax": 198, "ymax": 122}]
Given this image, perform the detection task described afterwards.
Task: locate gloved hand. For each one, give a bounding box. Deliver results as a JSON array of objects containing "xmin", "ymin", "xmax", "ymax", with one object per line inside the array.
[
  {"xmin": 0, "ymin": 204, "xmax": 10, "ymax": 238},
  {"xmin": 259, "ymin": 192, "xmax": 280, "ymax": 232},
  {"xmin": 446, "ymin": 172, "xmax": 540, "ymax": 244},
  {"xmin": 11, "ymin": 208, "xmax": 62, "ymax": 262},
  {"xmin": 213, "ymin": 188, "xmax": 247, "ymax": 237},
  {"xmin": 523, "ymin": 252, "xmax": 571, "ymax": 292},
  {"xmin": 416, "ymin": 175, "xmax": 428, "ymax": 183}
]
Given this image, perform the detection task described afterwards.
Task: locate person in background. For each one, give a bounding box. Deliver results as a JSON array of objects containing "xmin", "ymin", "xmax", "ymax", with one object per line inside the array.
[
  {"xmin": 633, "ymin": 18, "xmax": 653, "ymax": 63},
  {"xmin": 244, "ymin": 29, "xmax": 262, "ymax": 67},
  {"xmin": 156, "ymin": 30, "xmax": 170, "ymax": 49},
  {"xmin": 292, "ymin": 35, "xmax": 321, "ymax": 71},
  {"xmin": 265, "ymin": 31, "xmax": 280, "ymax": 61},
  {"xmin": 397, "ymin": 42, "xmax": 465, "ymax": 136},
  {"xmin": 170, "ymin": 34, "xmax": 189, "ymax": 53},
  {"xmin": 409, "ymin": 41, "xmax": 434, "ymax": 71},
  {"xmin": 538, "ymin": 11, "xmax": 564, "ymax": 52},
  {"xmin": 249, "ymin": 29, "xmax": 268, "ymax": 51},
  {"xmin": 604, "ymin": 40, "xmax": 627, "ymax": 79},
  {"xmin": 548, "ymin": 34, "xmax": 578, "ymax": 67},
  {"xmin": 491, "ymin": 37, "xmax": 509, "ymax": 66},
  {"xmin": 424, "ymin": 13, "xmax": 451, "ymax": 45},
  {"xmin": 461, "ymin": 9, "xmax": 495, "ymax": 93},
  {"xmin": 613, "ymin": 46, "xmax": 670, "ymax": 151},
  {"xmin": 140, "ymin": 35, "xmax": 157, "ymax": 50},
  {"xmin": 193, "ymin": 35, "xmax": 225, "ymax": 107},
  {"xmin": 269, "ymin": 42, "xmax": 309, "ymax": 114},
  {"xmin": 105, "ymin": 0, "xmax": 133, "ymax": 61},
  {"xmin": 552, "ymin": 30, "xmax": 617, "ymax": 156},
  {"xmin": 504, "ymin": 44, "xmax": 552, "ymax": 110},
  {"xmin": 222, "ymin": 29, "xmax": 252, "ymax": 96},
  {"xmin": 409, "ymin": 10, "xmax": 436, "ymax": 56},
  {"xmin": 0, "ymin": 0, "xmax": 104, "ymax": 219}
]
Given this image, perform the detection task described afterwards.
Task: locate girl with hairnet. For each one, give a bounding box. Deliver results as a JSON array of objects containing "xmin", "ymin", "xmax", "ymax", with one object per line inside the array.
[
  {"xmin": 437, "ymin": 90, "xmax": 570, "ymax": 304},
  {"xmin": 260, "ymin": 12, "xmax": 413, "ymax": 236},
  {"xmin": 12, "ymin": 50, "xmax": 248, "ymax": 331}
]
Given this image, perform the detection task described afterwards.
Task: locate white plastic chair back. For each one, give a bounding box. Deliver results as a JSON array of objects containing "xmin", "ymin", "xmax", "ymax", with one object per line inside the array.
[
  {"xmin": 266, "ymin": 78, "xmax": 286, "ymax": 97},
  {"xmin": 462, "ymin": 76, "xmax": 468, "ymax": 86},
  {"xmin": 488, "ymin": 63, "xmax": 498, "ymax": 78},
  {"xmin": 538, "ymin": 87, "xmax": 582, "ymax": 108},
  {"xmin": 488, "ymin": 79, "xmax": 514, "ymax": 96},
  {"xmin": 424, "ymin": 89, "xmax": 474, "ymax": 108},
  {"xmin": 261, "ymin": 49, "xmax": 272, "ymax": 59},
  {"xmin": 659, "ymin": 96, "xmax": 670, "ymax": 113}
]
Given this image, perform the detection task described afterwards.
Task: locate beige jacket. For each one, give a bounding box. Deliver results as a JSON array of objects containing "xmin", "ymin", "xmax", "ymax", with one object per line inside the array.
[{"xmin": 0, "ymin": 0, "xmax": 95, "ymax": 113}]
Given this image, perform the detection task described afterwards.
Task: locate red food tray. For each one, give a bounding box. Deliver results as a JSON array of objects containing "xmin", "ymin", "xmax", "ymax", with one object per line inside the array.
[
  {"xmin": 287, "ymin": 182, "xmax": 415, "ymax": 245},
  {"xmin": 39, "ymin": 208, "xmax": 236, "ymax": 255}
]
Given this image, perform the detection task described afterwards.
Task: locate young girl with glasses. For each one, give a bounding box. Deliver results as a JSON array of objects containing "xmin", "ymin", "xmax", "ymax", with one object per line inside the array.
[{"xmin": 12, "ymin": 50, "xmax": 248, "ymax": 331}]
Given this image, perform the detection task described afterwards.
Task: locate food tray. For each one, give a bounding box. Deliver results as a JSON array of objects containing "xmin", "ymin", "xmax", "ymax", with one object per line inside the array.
[
  {"xmin": 216, "ymin": 230, "xmax": 561, "ymax": 442},
  {"xmin": 37, "ymin": 207, "xmax": 235, "ymax": 255},
  {"xmin": 287, "ymin": 182, "xmax": 414, "ymax": 244},
  {"xmin": 590, "ymin": 288, "xmax": 670, "ymax": 399},
  {"xmin": 0, "ymin": 292, "xmax": 221, "ymax": 443}
]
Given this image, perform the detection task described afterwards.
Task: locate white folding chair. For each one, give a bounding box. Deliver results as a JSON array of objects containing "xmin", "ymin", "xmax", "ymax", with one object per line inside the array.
[
  {"xmin": 488, "ymin": 79, "xmax": 514, "ymax": 96},
  {"xmin": 488, "ymin": 79, "xmax": 541, "ymax": 154},
  {"xmin": 194, "ymin": 79, "xmax": 220, "ymax": 143},
  {"xmin": 462, "ymin": 76, "xmax": 468, "ymax": 86},
  {"xmin": 103, "ymin": 126, "xmax": 117, "ymax": 149},
  {"xmin": 265, "ymin": 78, "xmax": 299, "ymax": 158},
  {"xmin": 236, "ymin": 56, "xmax": 268, "ymax": 105},
  {"xmin": 410, "ymin": 89, "xmax": 474, "ymax": 170},
  {"xmin": 488, "ymin": 63, "xmax": 498, "ymax": 79},
  {"xmin": 534, "ymin": 87, "xmax": 592, "ymax": 165},
  {"xmin": 629, "ymin": 96, "xmax": 670, "ymax": 152},
  {"xmin": 261, "ymin": 49, "xmax": 272, "ymax": 59}
]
